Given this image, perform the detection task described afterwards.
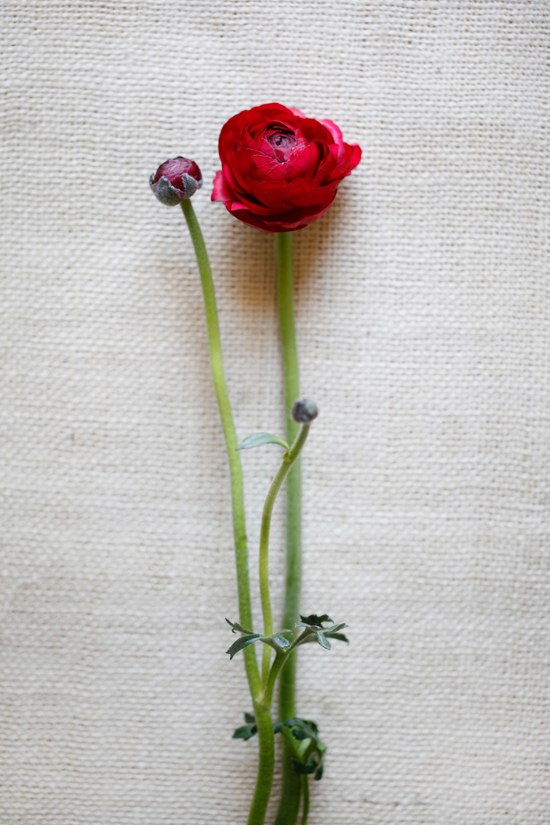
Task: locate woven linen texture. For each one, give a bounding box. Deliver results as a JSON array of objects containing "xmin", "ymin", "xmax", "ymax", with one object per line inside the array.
[{"xmin": 1, "ymin": 2, "xmax": 549, "ymax": 823}]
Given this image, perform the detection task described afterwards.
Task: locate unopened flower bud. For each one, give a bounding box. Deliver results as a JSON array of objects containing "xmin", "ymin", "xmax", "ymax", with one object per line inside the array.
[
  {"xmin": 149, "ymin": 157, "xmax": 203, "ymax": 205},
  {"xmin": 291, "ymin": 397, "xmax": 319, "ymax": 424}
]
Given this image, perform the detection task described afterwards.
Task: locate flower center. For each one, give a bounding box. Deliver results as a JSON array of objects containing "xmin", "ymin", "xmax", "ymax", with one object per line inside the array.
[
  {"xmin": 266, "ymin": 130, "xmax": 296, "ymax": 149},
  {"xmin": 265, "ymin": 124, "xmax": 297, "ymax": 162}
]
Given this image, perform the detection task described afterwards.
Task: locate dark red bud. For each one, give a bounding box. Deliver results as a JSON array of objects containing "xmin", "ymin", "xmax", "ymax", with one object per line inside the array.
[{"xmin": 150, "ymin": 156, "xmax": 203, "ymax": 205}]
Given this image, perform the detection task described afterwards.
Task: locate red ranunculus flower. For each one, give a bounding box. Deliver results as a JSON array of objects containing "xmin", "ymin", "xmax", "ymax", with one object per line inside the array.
[{"xmin": 212, "ymin": 103, "xmax": 361, "ymax": 233}]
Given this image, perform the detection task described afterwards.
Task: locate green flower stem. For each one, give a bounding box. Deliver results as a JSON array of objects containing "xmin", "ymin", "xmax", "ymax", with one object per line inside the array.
[
  {"xmin": 300, "ymin": 776, "xmax": 310, "ymax": 825},
  {"xmin": 180, "ymin": 200, "xmax": 261, "ymax": 696},
  {"xmin": 247, "ymin": 647, "xmax": 291, "ymax": 825},
  {"xmin": 262, "ymin": 652, "xmax": 286, "ymax": 707},
  {"xmin": 274, "ymin": 231, "xmax": 303, "ymax": 825},
  {"xmin": 247, "ymin": 699, "xmax": 275, "ymax": 825},
  {"xmin": 259, "ymin": 423, "xmax": 311, "ymax": 681},
  {"xmin": 181, "ymin": 199, "xmax": 278, "ymax": 825}
]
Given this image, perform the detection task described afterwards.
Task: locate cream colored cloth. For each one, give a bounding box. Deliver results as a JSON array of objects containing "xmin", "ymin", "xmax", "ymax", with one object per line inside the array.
[{"xmin": 1, "ymin": 2, "xmax": 549, "ymax": 823}]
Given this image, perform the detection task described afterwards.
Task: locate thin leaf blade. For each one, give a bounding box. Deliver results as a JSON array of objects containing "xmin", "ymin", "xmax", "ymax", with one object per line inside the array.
[{"xmin": 237, "ymin": 432, "xmax": 289, "ymax": 451}]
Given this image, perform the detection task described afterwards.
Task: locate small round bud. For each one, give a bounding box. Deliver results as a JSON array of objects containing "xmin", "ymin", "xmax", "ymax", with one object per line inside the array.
[
  {"xmin": 149, "ymin": 157, "xmax": 203, "ymax": 205},
  {"xmin": 291, "ymin": 397, "xmax": 319, "ymax": 424}
]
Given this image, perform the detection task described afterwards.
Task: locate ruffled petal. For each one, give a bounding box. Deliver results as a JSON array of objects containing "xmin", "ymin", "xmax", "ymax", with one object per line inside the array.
[{"xmin": 211, "ymin": 169, "xmax": 234, "ymax": 203}]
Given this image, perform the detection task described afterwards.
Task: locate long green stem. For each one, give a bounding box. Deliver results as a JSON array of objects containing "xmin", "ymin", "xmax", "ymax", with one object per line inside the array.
[
  {"xmin": 274, "ymin": 232, "xmax": 303, "ymax": 824},
  {"xmin": 181, "ymin": 199, "xmax": 260, "ymax": 697},
  {"xmin": 259, "ymin": 424, "xmax": 311, "ymax": 681},
  {"xmin": 182, "ymin": 200, "xmax": 277, "ymax": 825}
]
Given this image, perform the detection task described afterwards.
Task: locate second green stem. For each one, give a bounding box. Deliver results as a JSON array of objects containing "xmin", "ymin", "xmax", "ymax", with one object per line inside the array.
[
  {"xmin": 259, "ymin": 424, "xmax": 311, "ymax": 681},
  {"xmin": 274, "ymin": 231, "xmax": 304, "ymax": 825}
]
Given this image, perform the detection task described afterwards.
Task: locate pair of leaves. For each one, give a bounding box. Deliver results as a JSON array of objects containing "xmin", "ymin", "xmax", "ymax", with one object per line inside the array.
[
  {"xmin": 237, "ymin": 432, "xmax": 289, "ymax": 452},
  {"xmin": 294, "ymin": 614, "xmax": 349, "ymax": 651},
  {"xmin": 225, "ymin": 619, "xmax": 292, "ymax": 660}
]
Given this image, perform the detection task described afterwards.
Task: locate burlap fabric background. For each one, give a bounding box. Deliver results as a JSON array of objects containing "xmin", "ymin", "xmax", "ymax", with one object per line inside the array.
[{"xmin": 1, "ymin": 2, "xmax": 549, "ymax": 824}]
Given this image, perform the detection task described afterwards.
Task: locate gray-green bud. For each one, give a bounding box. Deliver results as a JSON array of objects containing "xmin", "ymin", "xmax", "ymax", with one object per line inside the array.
[
  {"xmin": 149, "ymin": 156, "xmax": 203, "ymax": 205},
  {"xmin": 291, "ymin": 397, "xmax": 319, "ymax": 424}
]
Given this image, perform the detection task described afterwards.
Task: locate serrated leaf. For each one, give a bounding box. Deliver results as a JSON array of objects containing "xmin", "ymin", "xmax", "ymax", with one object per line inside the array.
[
  {"xmin": 226, "ymin": 634, "xmax": 261, "ymax": 659},
  {"xmin": 284, "ymin": 718, "xmax": 318, "ymax": 740},
  {"xmin": 301, "ymin": 721, "xmax": 319, "ymax": 739},
  {"xmin": 299, "ymin": 613, "xmax": 333, "ymax": 627},
  {"xmin": 244, "ymin": 712, "xmax": 255, "ymax": 725},
  {"xmin": 225, "ymin": 618, "xmax": 253, "ymax": 635},
  {"xmin": 232, "ymin": 724, "xmax": 257, "ymax": 740},
  {"xmin": 282, "ymin": 717, "xmax": 327, "ymax": 780},
  {"xmin": 294, "ymin": 617, "xmax": 349, "ymax": 650},
  {"xmin": 237, "ymin": 432, "xmax": 289, "ymax": 451},
  {"xmin": 292, "ymin": 756, "xmax": 319, "ymax": 775},
  {"xmin": 291, "ymin": 728, "xmax": 309, "ymax": 741},
  {"xmin": 226, "ymin": 621, "xmax": 294, "ymax": 659}
]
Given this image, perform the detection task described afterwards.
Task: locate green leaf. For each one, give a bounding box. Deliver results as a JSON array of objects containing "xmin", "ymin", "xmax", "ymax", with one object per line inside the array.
[
  {"xmin": 237, "ymin": 432, "xmax": 289, "ymax": 451},
  {"xmin": 262, "ymin": 631, "xmax": 293, "ymax": 652},
  {"xmin": 226, "ymin": 633, "xmax": 261, "ymax": 659},
  {"xmin": 225, "ymin": 618, "xmax": 253, "ymax": 635},
  {"xmin": 316, "ymin": 631, "xmax": 331, "ymax": 650},
  {"xmin": 291, "ymin": 727, "xmax": 310, "ymax": 741},
  {"xmin": 280, "ymin": 717, "xmax": 327, "ymax": 780},
  {"xmin": 225, "ymin": 619, "xmax": 293, "ymax": 659},
  {"xmin": 327, "ymin": 622, "xmax": 348, "ymax": 633},
  {"xmin": 292, "ymin": 756, "xmax": 319, "ymax": 775},
  {"xmin": 233, "ymin": 723, "xmax": 257, "ymax": 740},
  {"xmin": 325, "ymin": 631, "xmax": 349, "ymax": 644},
  {"xmin": 232, "ymin": 712, "xmax": 257, "ymax": 740},
  {"xmin": 284, "ymin": 718, "xmax": 318, "ymax": 739},
  {"xmin": 294, "ymin": 616, "xmax": 349, "ymax": 651},
  {"xmin": 299, "ymin": 614, "xmax": 333, "ymax": 627},
  {"xmin": 233, "ymin": 713, "xmax": 283, "ymax": 741}
]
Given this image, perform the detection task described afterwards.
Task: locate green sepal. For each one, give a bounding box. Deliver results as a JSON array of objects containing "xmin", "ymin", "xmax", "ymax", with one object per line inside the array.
[{"xmin": 237, "ymin": 432, "xmax": 289, "ymax": 451}]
